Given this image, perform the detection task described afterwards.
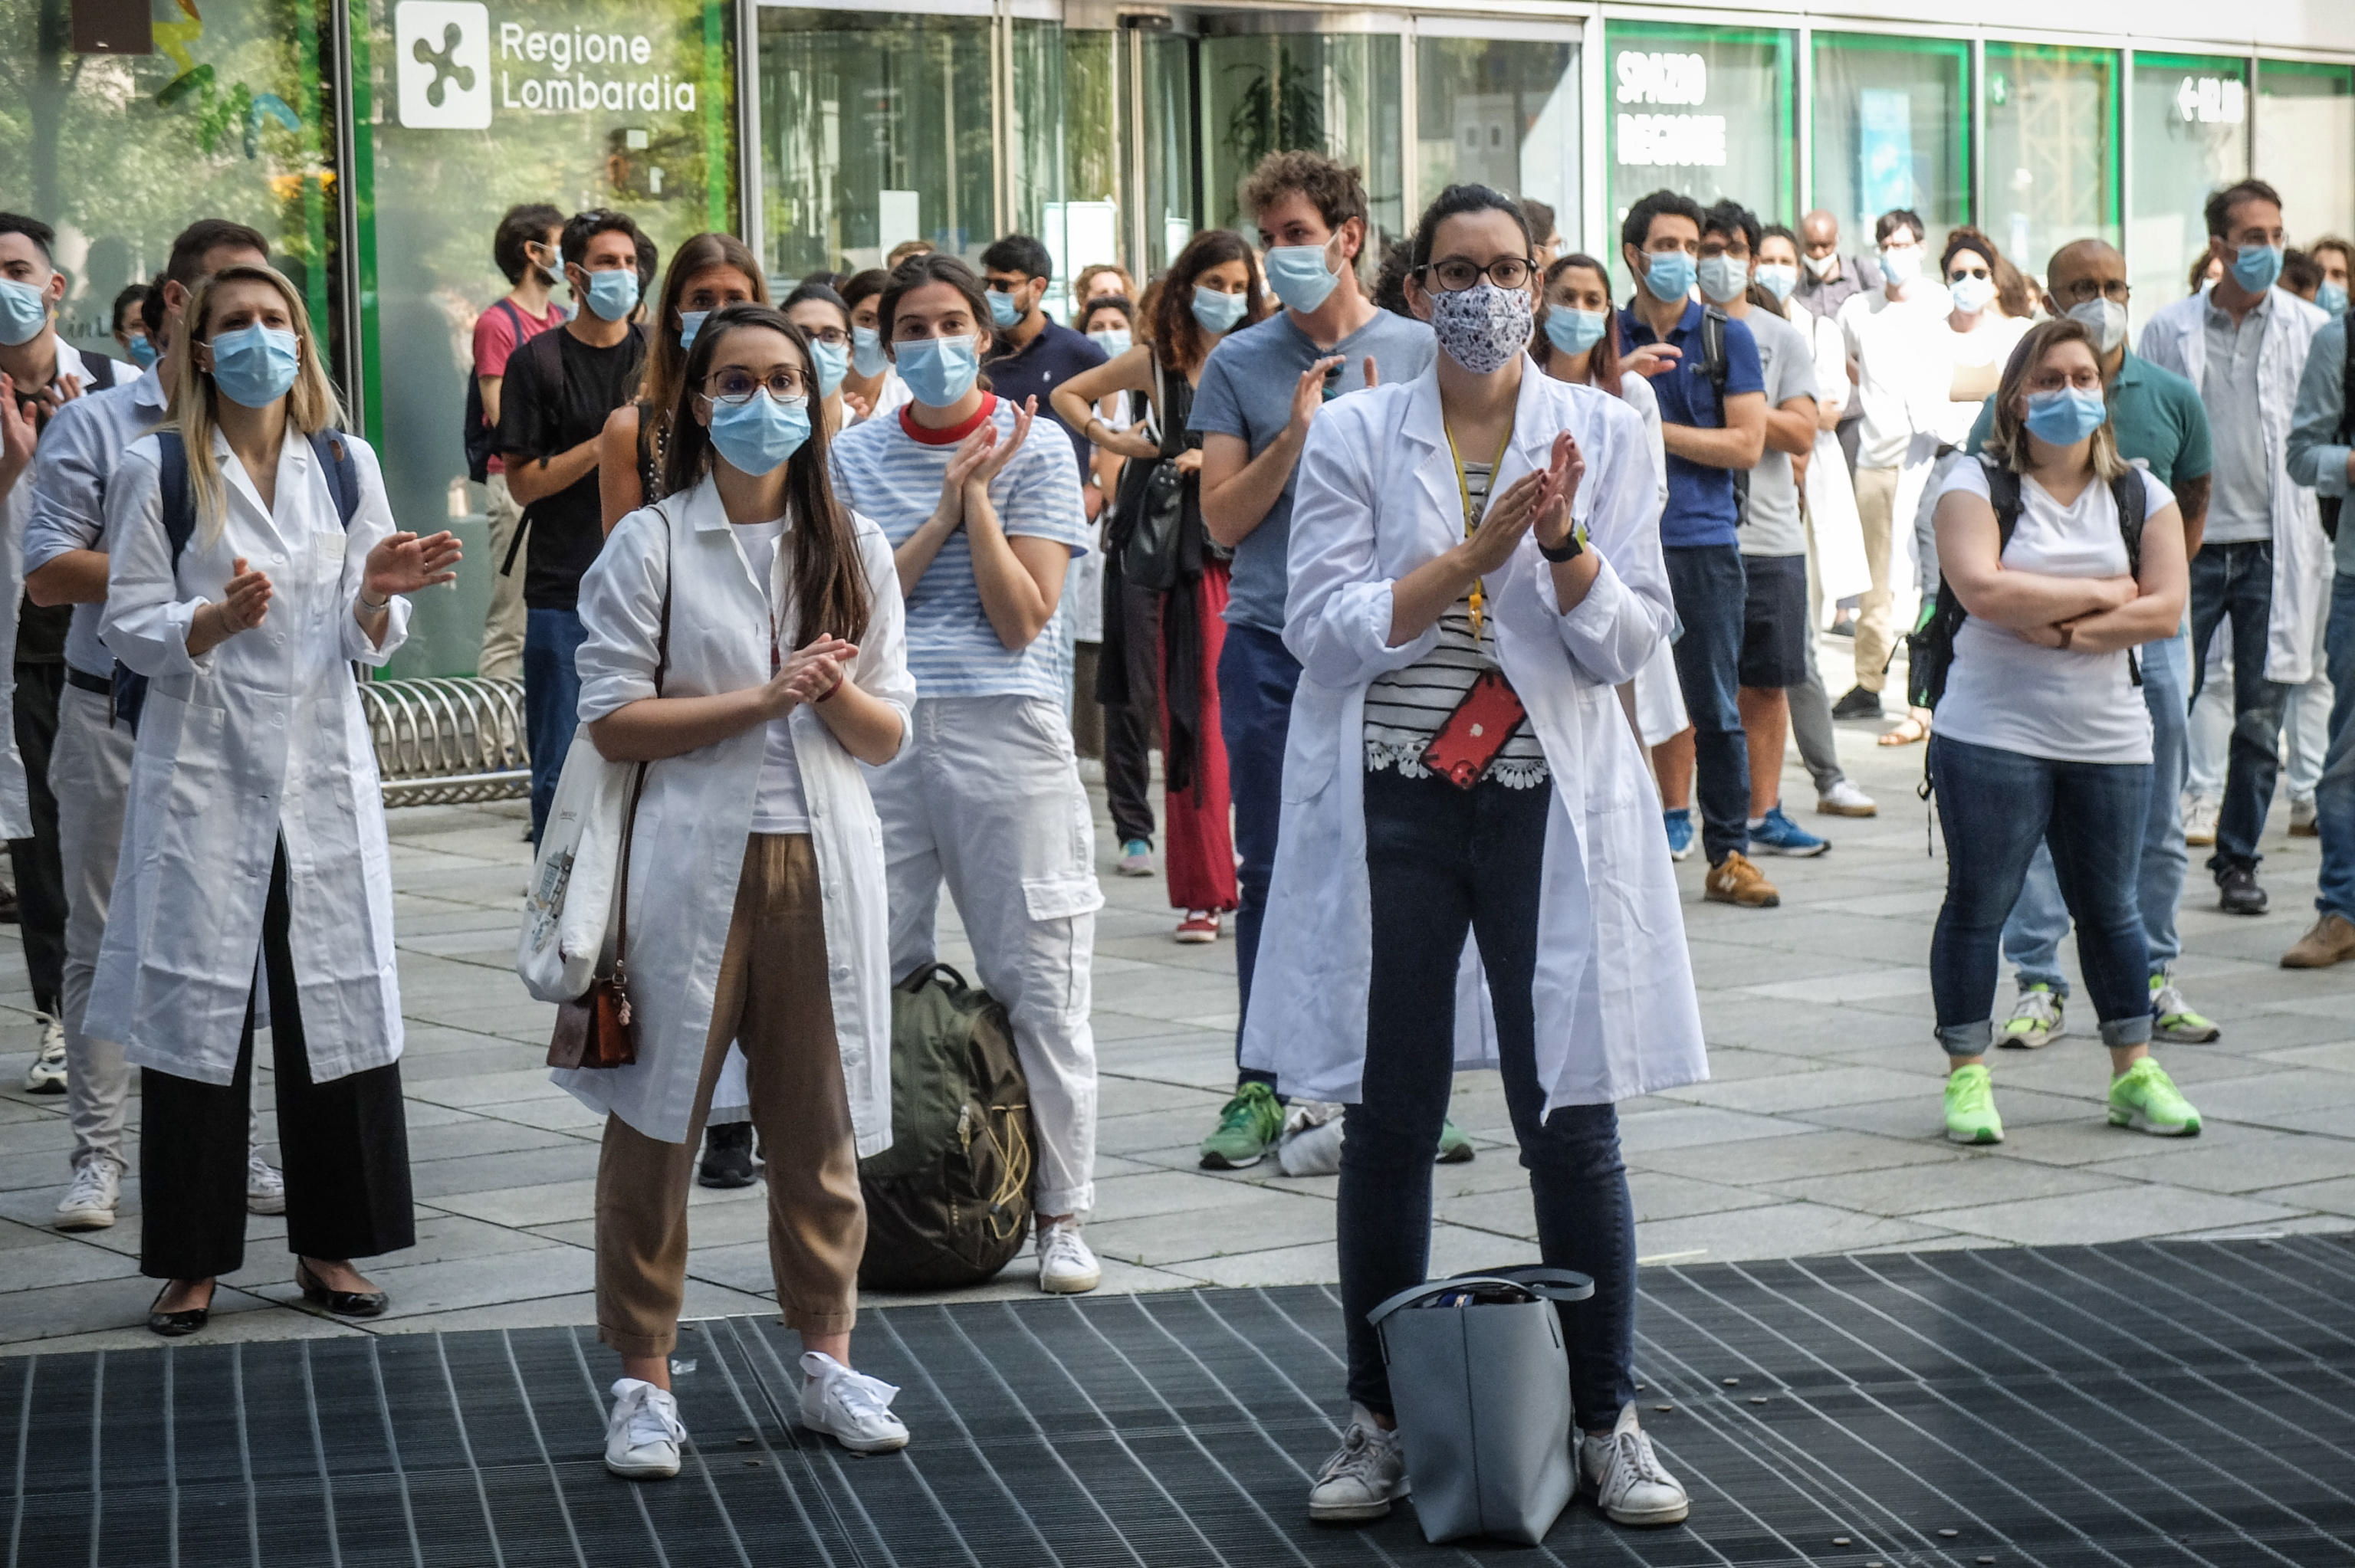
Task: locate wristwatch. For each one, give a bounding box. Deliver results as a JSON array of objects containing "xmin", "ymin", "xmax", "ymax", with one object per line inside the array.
[{"xmin": 1538, "ymin": 530, "xmax": 1584, "ymax": 563}]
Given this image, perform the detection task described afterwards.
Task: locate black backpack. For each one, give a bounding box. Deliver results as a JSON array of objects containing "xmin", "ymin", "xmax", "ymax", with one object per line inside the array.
[
  {"xmin": 463, "ymin": 299, "xmax": 524, "ymax": 485},
  {"xmin": 1694, "ymin": 304, "xmax": 1749, "ymax": 525},
  {"xmin": 112, "ymin": 427, "xmax": 360, "ymax": 733},
  {"xmin": 1906, "ymin": 457, "xmax": 2146, "ymax": 711},
  {"xmin": 856, "ymin": 964, "xmax": 1036, "ymax": 1291}
]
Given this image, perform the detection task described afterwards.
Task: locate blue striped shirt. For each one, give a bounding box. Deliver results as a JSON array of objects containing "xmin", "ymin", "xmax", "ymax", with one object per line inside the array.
[{"xmin": 828, "ymin": 397, "xmax": 1089, "ymax": 700}]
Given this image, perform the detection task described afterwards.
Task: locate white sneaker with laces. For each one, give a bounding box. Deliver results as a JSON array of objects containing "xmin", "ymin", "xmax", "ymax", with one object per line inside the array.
[
  {"xmin": 245, "ymin": 1149, "xmax": 287, "ymax": 1215},
  {"xmin": 54, "ymin": 1156, "xmax": 121, "ymax": 1231},
  {"xmin": 1815, "ymin": 779, "xmax": 1877, "ymax": 818},
  {"xmin": 1580, "ymin": 1403, "xmax": 1689, "ymax": 1526},
  {"xmin": 1307, "ymin": 1406, "xmax": 1407, "ymax": 1521},
  {"xmin": 2183, "ymin": 794, "xmax": 2219, "ymax": 847},
  {"xmin": 22, "ymin": 1013, "xmax": 66, "ymax": 1093},
  {"xmin": 798, "ymin": 1351, "xmax": 910, "ymax": 1453},
  {"xmin": 603, "ymin": 1377, "xmax": 685, "ymax": 1479},
  {"xmin": 1036, "ymin": 1218, "xmax": 1102, "ymax": 1293}
]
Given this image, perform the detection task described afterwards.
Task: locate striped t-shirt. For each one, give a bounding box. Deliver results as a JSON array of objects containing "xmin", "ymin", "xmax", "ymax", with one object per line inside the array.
[
  {"xmin": 828, "ymin": 395, "xmax": 1090, "ymax": 700},
  {"xmin": 1363, "ymin": 460, "xmax": 1550, "ymax": 787}
]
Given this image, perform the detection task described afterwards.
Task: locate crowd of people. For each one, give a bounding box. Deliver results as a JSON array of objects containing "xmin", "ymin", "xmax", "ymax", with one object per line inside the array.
[{"xmin": 2, "ymin": 153, "xmax": 2353, "ymax": 1530}]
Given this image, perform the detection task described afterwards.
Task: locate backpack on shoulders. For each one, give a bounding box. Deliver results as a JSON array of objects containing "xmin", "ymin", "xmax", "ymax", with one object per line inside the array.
[
  {"xmin": 1695, "ymin": 305, "xmax": 1749, "ymax": 524},
  {"xmin": 857, "ymin": 963, "xmax": 1036, "ymax": 1292},
  {"xmin": 464, "ymin": 299, "xmax": 526, "ymax": 485},
  {"xmin": 112, "ymin": 428, "xmax": 360, "ymax": 733}
]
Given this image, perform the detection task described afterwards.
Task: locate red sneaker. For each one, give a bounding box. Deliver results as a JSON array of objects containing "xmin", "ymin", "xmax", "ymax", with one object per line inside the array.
[{"xmin": 1175, "ymin": 911, "xmax": 1221, "ymax": 945}]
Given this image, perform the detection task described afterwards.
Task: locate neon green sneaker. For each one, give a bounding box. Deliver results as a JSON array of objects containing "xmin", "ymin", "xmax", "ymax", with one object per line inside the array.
[
  {"xmin": 2108, "ymin": 1058, "xmax": 2202, "ymax": 1137},
  {"xmin": 2148, "ymin": 971, "xmax": 2221, "ymax": 1045},
  {"xmin": 1200, "ymin": 1081, "xmax": 1284, "ymax": 1169},
  {"xmin": 2000, "ymin": 983, "xmax": 2063, "ymax": 1049},
  {"xmin": 1943, "ymin": 1064, "xmax": 2005, "ymax": 1145},
  {"xmin": 1436, "ymin": 1120, "xmax": 1475, "ymax": 1163}
]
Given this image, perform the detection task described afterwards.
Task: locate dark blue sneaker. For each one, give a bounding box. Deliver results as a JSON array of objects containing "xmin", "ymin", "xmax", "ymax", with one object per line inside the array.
[
  {"xmin": 1663, "ymin": 809, "xmax": 1695, "ymax": 861},
  {"xmin": 1749, "ymin": 806, "xmax": 1829, "ymax": 857}
]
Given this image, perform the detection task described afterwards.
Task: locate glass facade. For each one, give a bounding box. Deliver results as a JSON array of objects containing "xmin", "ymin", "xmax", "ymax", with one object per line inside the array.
[
  {"xmin": 1608, "ymin": 21, "xmax": 1793, "ymax": 276},
  {"xmin": 2258, "ymin": 60, "xmax": 2355, "ymax": 253},
  {"xmin": 1982, "ymin": 43, "xmax": 2120, "ymax": 287},
  {"xmin": 2130, "ymin": 53, "xmax": 2248, "ymax": 330},
  {"xmin": 1413, "ymin": 24, "xmax": 1579, "ymax": 241},
  {"xmin": 1811, "ymin": 34, "xmax": 1969, "ymax": 261},
  {"xmin": 1200, "ymin": 28, "xmax": 1405, "ymax": 244}
]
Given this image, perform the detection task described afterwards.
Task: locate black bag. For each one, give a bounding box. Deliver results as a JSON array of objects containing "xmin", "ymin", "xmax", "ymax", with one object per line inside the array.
[
  {"xmin": 1696, "ymin": 304, "xmax": 1749, "ymax": 526},
  {"xmin": 857, "ymin": 963, "xmax": 1036, "ymax": 1291},
  {"xmin": 464, "ymin": 299, "xmax": 524, "ymax": 485},
  {"xmin": 1907, "ymin": 458, "xmax": 2146, "ymax": 711},
  {"xmin": 1114, "ymin": 359, "xmax": 1200, "ymax": 594},
  {"xmin": 2321, "ymin": 327, "xmax": 2355, "ymax": 544}
]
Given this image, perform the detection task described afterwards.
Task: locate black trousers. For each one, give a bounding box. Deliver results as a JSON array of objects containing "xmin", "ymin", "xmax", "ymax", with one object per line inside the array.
[
  {"xmin": 140, "ymin": 845, "xmax": 415, "ymax": 1281},
  {"xmin": 8, "ymin": 661, "xmax": 66, "ymax": 1015},
  {"xmin": 1104, "ymin": 573, "xmax": 1161, "ymax": 848}
]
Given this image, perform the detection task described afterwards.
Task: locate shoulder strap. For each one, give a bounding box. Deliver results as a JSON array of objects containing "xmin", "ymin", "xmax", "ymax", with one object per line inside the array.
[
  {"xmin": 308, "ymin": 429, "xmax": 360, "ymax": 528},
  {"xmin": 84, "ymin": 354, "xmax": 118, "ymax": 392},
  {"xmin": 2107, "ymin": 466, "xmax": 2147, "ymax": 576},
  {"xmin": 495, "ymin": 297, "xmax": 526, "ymax": 340},
  {"xmin": 1982, "ymin": 458, "xmax": 2025, "ymax": 546},
  {"xmin": 1700, "ymin": 307, "xmax": 1731, "ymax": 402},
  {"xmin": 154, "ymin": 431, "xmax": 196, "ymax": 563},
  {"xmin": 609, "ymin": 504, "xmax": 674, "ymax": 986},
  {"xmin": 2337, "ymin": 325, "xmax": 2355, "ymax": 446}
]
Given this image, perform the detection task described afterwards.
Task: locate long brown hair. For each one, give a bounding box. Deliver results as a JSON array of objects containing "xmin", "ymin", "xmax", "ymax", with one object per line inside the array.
[
  {"xmin": 1536, "ymin": 254, "xmax": 1623, "ymax": 397},
  {"xmin": 1149, "ymin": 229, "xmax": 1266, "ymax": 376},
  {"xmin": 172, "ymin": 264, "xmax": 344, "ymax": 543},
  {"xmin": 1983, "ymin": 317, "xmax": 2127, "ymax": 481},
  {"xmin": 661, "ymin": 304, "xmax": 871, "ymax": 647},
  {"xmin": 639, "ymin": 232, "xmax": 767, "ymax": 444}
]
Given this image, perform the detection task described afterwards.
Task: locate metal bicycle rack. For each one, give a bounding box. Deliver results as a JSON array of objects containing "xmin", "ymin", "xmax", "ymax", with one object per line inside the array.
[{"xmin": 358, "ymin": 676, "xmax": 530, "ymax": 807}]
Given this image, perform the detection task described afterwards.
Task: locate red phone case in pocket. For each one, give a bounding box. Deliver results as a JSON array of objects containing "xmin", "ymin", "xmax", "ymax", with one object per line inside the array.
[{"xmin": 1420, "ymin": 670, "xmax": 1531, "ymax": 789}]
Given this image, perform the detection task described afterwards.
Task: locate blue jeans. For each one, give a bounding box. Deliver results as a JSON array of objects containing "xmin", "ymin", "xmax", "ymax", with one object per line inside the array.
[
  {"xmin": 1662, "ymin": 544, "xmax": 1751, "ymax": 864},
  {"xmin": 2317, "ymin": 572, "xmax": 2355, "ymax": 924},
  {"xmin": 1217, "ymin": 621, "xmax": 1298, "ymax": 1088},
  {"xmin": 1340, "ymin": 769, "xmax": 1635, "ymax": 1429},
  {"xmin": 523, "ymin": 608, "xmax": 587, "ymax": 842},
  {"xmin": 2189, "ymin": 541, "xmax": 2291, "ymax": 874},
  {"xmin": 2002, "ymin": 625, "xmax": 2189, "ymax": 992},
  {"xmin": 1929, "ymin": 735, "xmax": 2153, "ymax": 1055}
]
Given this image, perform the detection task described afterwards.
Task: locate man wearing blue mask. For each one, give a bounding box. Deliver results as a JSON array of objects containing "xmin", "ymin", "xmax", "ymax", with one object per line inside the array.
[
  {"xmin": 1187, "ymin": 151, "xmax": 1436, "ymax": 1172},
  {"xmin": 979, "ymin": 234, "xmax": 1107, "ymax": 500},
  {"xmin": 2138, "ymin": 179, "xmax": 2330, "ymax": 920},
  {"xmin": 496, "ymin": 208, "xmax": 652, "ymax": 840}
]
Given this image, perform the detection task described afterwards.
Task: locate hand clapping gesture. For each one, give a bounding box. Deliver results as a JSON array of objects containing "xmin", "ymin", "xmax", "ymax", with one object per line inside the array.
[
  {"xmin": 363, "ymin": 530, "xmax": 464, "ymax": 603},
  {"xmin": 217, "ymin": 556, "xmax": 275, "ymax": 633},
  {"xmin": 764, "ymin": 635, "xmax": 858, "ymax": 715}
]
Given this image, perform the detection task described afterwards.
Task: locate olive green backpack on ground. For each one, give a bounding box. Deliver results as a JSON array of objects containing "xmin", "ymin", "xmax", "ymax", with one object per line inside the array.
[{"xmin": 857, "ymin": 964, "xmax": 1036, "ymax": 1291}]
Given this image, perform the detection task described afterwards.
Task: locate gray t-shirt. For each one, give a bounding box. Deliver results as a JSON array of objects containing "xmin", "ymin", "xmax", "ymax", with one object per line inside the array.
[
  {"xmin": 2200, "ymin": 294, "xmax": 2274, "ymax": 546},
  {"xmin": 1189, "ymin": 307, "xmax": 1438, "ymax": 634},
  {"xmin": 1738, "ymin": 307, "xmax": 1818, "ymax": 559}
]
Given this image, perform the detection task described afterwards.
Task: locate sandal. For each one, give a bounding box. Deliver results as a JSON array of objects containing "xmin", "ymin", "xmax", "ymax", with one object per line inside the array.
[{"xmin": 1877, "ymin": 712, "xmax": 1930, "ymax": 747}]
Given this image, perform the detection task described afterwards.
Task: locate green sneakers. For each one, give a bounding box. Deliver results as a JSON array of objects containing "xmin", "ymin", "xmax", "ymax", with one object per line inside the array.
[
  {"xmin": 2000, "ymin": 984, "xmax": 2064, "ymax": 1049},
  {"xmin": 2108, "ymin": 1058, "xmax": 2202, "ymax": 1137},
  {"xmin": 1200, "ymin": 1082, "xmax": 1284, "ymax": 1169},
  {"xmin": 2148, "ymin": 972, "xmax": 2221, "ymax": 1045},
  {"xmin": 1943, "ymin": 1064, "xmax": 2005, "ymax": 1145},
  {"xmin": 1436, "ymin": 1120, "xmax": 1475, "ymax": 1164}
]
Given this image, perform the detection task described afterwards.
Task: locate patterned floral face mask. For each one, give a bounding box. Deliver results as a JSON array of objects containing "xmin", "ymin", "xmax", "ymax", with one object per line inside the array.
[{"xmin": 1430, "ymin": 281, "xmax": 1534, "ymax": 376}]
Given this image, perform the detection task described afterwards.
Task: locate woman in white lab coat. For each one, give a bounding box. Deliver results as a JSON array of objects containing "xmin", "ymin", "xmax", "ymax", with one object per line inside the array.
[
  {"xmin": 1242, "ymin": 187, "xmax": 1707, "ymax": 1530},
  {"xmin": 93, "ymin": 264, "xmax": 461, "ymax": 1335},
  {"xmin": 567, "ymin": 303, "xmax": 916, "ymax": 1478}
]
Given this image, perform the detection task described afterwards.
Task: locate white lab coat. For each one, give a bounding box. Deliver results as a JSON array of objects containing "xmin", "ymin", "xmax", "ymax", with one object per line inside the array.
[
  {"xmin": 89, "ymin": 428, "xmax": 411, "ymax": 1084},
  {"xmin": 1240, "ymin": 367, "xmax": 1710, "ymax": 1111},
  {"xmin": 2137, "ymin": 286, "xmax": 2332, "ymax": 684},
  {"xmin": 556, "ymin": 477, "xmax": 915, "ymax": 1152},
  {"xmin": 1611, "ymin": 370, "xmax": 1688, "ymax": 745},
  {"xmin": 1797, "ymin": 309, "xmax": 1871, "ymax": 618}
]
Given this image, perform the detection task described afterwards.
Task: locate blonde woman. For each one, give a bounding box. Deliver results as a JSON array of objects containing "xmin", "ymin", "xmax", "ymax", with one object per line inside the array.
[{"xmin": 93, "ymin": 264, "xmax": 461, "ymax": 1336}]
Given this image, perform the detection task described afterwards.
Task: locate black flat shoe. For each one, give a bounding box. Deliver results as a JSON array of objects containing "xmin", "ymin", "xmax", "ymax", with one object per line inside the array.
[
  {"xmin": 698, "ymin": 1120, "xmax": 759, "ymax": 1189},
  {"xmin": 147, "ymin": 1281, "xmax": 213, "ymax": 1337},
  {"xmin": 296, "ymin": 1260, "xmax": 389, "ymax": 1317}
]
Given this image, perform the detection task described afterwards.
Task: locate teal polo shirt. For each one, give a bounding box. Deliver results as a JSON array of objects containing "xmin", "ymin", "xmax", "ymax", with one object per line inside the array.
[{"xmin": 1964, "ymin": 349, "xmax": 2212, "ymax": 490}]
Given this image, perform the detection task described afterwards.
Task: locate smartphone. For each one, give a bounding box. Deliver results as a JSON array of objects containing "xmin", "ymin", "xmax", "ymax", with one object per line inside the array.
[{"xmin": 1421, "ymin": 671, "xmax": 1530, "ymax": 789}]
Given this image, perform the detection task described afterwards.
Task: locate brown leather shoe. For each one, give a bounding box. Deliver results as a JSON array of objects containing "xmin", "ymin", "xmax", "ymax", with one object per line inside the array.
[
  {"xmin": 1705, "ymin": 851, "xmax": 1781, "ymax": 908},
  {"xmin": 2281, "ymin": 913, "xmax": 2355, "ymax": 969}
]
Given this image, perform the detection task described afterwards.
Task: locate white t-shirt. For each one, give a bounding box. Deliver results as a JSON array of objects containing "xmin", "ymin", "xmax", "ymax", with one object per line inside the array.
[
  {"xmin": 731, "ymin": 517, "xmax": 810, "ymax": 835},
  {"xmin": 1838, "ymin": 287, "xmax": 1953, "ymax": 468},
  {"xmin": 1935, "ymin": 312, "xmax": 2033, "ymax": 447},
  {"xmin": 1933, "ymin": 459, "xmax": 2175, "ymax": 766}
]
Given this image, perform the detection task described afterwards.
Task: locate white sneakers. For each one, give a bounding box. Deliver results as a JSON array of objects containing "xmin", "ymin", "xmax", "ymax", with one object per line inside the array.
[
  {"xmin": 1308, "ymin": 1406, "xmax": 1408, "ymax": 1520},
  {"xmin": 21, "ymin": 1013, "xmax": 65, "ymax": 1093},
  {"xmin": 1579, "ymin": 1403, "xmax": 1690, "ymax": 1526},
  {"xmin": 798, "ymin": 1351, "xmax": 909, "ymax": 1453},
  {"xmin": 246, "ymin": 1149, "xmax": 287, "ymax": 1215},
  {"xmin": 1815, "ymin": 780, "xmax": 1877, "ymax": 818},
  {"xmin": 603, "ymin": 1378, "xmax": 685, "ymax": 1479},
  {"xmin": 1036, "ymin": 1218, "xmax": 1102, "ymax": 1294},
  {"xmin": 54, "ymin": 1156, "xmax": 121, "ymax": 1231}
]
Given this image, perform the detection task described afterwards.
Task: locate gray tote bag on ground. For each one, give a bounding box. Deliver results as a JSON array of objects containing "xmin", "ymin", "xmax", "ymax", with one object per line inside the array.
[{"xmin": 1368, "ymin": 1265, "xmax": 1594, "ymax": 1545}]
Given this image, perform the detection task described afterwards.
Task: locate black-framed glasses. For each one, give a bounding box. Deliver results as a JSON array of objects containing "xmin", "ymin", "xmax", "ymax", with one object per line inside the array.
[
  {"xmin": 1419, "ymin": 256, "xmax": 1537, "ymax": 292},
  {"xmin": 701, "ymin": 368, "xmax": 810, "ymax": 405},
  {"xmin": 2052, "ymin": 278, "xmax": 2132, "ymax": 305},
  {"xmin": 983, "ymin": 277, "xmax": 1026, "ymax": 294},
  {"xmin": 800, "ymin": 325, "xmax": 851, "ymax": 348}
]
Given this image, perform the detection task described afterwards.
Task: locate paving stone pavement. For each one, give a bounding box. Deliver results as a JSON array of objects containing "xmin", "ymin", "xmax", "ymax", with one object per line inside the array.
[{"xmin": 1, "ymin": 696, "xmax": 2349, "ymax": 1353}]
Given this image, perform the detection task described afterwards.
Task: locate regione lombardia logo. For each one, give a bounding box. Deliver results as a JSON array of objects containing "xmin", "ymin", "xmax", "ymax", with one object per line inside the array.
[{"xmin": 395, "ymin": 2, "xmax": 492, "ymax": 129}]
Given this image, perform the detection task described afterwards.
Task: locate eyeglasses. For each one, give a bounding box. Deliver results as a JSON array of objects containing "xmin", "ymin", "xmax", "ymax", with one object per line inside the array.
[
  {"xmin": 1419, "ymin": 256, "xmax": 1537, "ymax": 292},
  {"xmin": 1947, "ymin": 264, "xmax": 1992, "ymax": 281},
  {"xmin": 983, "ymin": 277, "xmax": 1027, "ymax": 294},
  {"xmin": 800, "ymin": 325, "xmax": 851, "ymax": 348},
  {"xmin": 701, "ymin": 368, "xmax": 810, "ymax": 405},
  {"xmin": 2052, "ymin": 278, "xmax": 2133, "ymax": 305}
]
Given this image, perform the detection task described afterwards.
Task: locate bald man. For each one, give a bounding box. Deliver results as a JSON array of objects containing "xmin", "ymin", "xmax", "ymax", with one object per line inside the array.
[{"xmin": 1964, "ymin": 236, "xmax": 2222, "ymax": 1048}]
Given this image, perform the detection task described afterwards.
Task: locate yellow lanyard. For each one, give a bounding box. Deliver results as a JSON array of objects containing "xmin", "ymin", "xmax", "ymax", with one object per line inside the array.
[{"xmin": 1444, "ymin": 417, "xmax": 1515, "ymax": 641}]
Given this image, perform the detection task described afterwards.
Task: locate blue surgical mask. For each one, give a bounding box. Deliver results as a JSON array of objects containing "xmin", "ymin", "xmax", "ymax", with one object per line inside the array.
[
  {"xmin": 2023, "ymin": 387, "xmax": 2107, "ymax": 447},
  {"xmin": 0, "ymin": 277, "xmax": 49, "ymax": 346},
  {"xmin": 1641, "ymin": 250, "xmax": 1694, "ymax": 303},
  {"xmin": 1753, "ymin": 263, "xmax": 1799, "ymax": 304},
  {"xmin": 1543, "ymin": 307, "xmax": 1608, "ymax": 357},
  {"xmin": 2321, "ymin": 280, "xmax": 2350, "ymax": 319},
  {"xmin": 1265, "ymin": 243, "xmax": 1342, "ymax": 314},
  {"xmin": 1879, "ymin": 245, "xmax": 1924, "ymax": 287},
  {"xmin": 811, "ymin": 338, "xmax": 849, "ymax": 398},
  {"xmin": 126, "ymin": 335, "xmax": 159, "ymax": 370},
  {"xmin": 987, "ymin": 289, "xmax": 1022, "ymax": 329},
  {"xmin": 678, "ymin": 310, "xmax": 708, "ymax": 350},
  {"xmin": 1191, "ymin": 285, "xmax": 1249, "ymax": 336},
  {"xmin": 580, "ymin": 267, "xmax": 640, "ymax": 323},
  {"xmin": 895, "ymin": 334, "xmax": 980, "ymax": 407},
  {"xmin": 1696, "ymin": 254, "xmax": 1747, "ymax": 305},
  {"xmin": 851, "ymin": 325, "xmax": 888, "ymax": 379},
  {"xmin": 1088, "ymin": 326, "xmax": 1132, "ymax": 359},
  {"xmin": 2232, "ymin": 244, "xmax": 2284, "ymax": 294},
  {"xmin": 1947, "ymin": 274, "xmax": 1996, "ymax": 315},
  {"xmin": 707, "ymin": 392, "xmax": 811, "ymax": 476},
  {"xmin": 206, "ymin": 323, "xmax": 301, "ymax": 408}
]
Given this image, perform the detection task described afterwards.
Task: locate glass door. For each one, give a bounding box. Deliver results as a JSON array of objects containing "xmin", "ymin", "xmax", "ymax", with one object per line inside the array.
[
  {"xmin": 1119, "ymin": 19, "xmax": 1201, "ymax": 279},
  {"xmin": 1198, "ymin": 16, "xmax": 1406, "ymax": 246}
]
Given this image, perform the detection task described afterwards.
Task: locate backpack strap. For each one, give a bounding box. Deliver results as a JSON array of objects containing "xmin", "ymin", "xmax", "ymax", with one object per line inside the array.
[
  {"xmin": 2107, "ymin": 465, "xmax": 2148, "ymax": 687},
  {"xmin": 308, "ymin": 429, "xmax": 360, "ymax": 528},
  {"xmin": 155, "ymin": 429, "xmax": 197, "ymax": 562},
  {"xmin": 1699, "ymin": 306, "xmax": 1748, "ymax": 523},
  {"xmin": 82, "ymin": 353, "xmax": 119, "ymax": 392},
  {"xmin": 1982, "ymin": 458, "xmax": 2025, "ymax": 548}
]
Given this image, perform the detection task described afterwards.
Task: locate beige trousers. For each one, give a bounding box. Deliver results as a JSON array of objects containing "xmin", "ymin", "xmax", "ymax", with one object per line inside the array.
[
  {"xmin": 1851, "ymin": 464, "xmax": 1900, "ymax": 694},
  {"xmin": 595, "ymin": 835, "xmax": 865, "ymax": 1356},
  {"xmin": 480, "ymin": 473, "xmax": 527, "ymax": 682}
]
